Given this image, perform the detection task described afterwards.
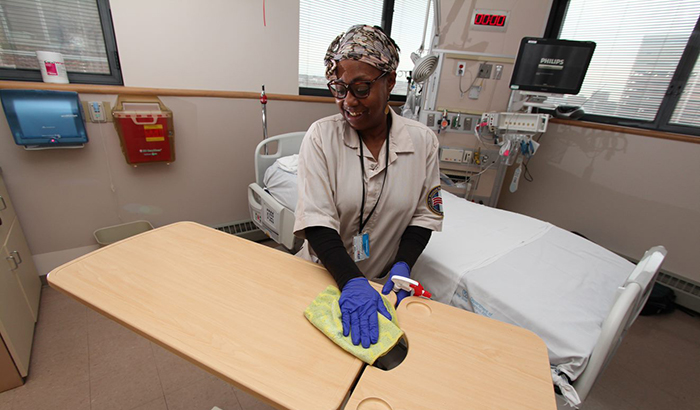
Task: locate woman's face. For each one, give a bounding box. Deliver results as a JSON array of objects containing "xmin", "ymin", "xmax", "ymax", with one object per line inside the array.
[{"xmin": 334, "ymin": 59, "xmax": 396, "ymax": 133}]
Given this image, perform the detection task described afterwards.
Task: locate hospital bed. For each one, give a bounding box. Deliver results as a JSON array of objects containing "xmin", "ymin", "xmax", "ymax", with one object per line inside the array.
[
  {"xmin": 248, "ymin": 132, "xmax": 306, "ymax": 252},
  {"xmin": 247, "ymin": 132, "xmax": 667, "ymax": 406}
]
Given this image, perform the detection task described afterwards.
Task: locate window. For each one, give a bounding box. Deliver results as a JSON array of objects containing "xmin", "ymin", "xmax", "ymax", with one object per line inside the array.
[
  {"xmin": 0, "ymin": 0, "xmax": 122, "ymax": 85},
  {"xmin": 299, "ymin": 0, "xmax": 435, "ymax": 98},
  {"xmin": 547, "ymin": 0, "xmax": 700, "ymax": 136}
]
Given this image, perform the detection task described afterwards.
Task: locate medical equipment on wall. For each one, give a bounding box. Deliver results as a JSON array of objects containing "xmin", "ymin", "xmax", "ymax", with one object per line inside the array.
[
  {"xmin": 0, "ymin": 89, "xmax": 88, "ymax": 150},
  {"xmin": 423, "ymin": 110, "xmax": 480, "ymax": 134},
  {"xmin": 112, "ymin": 95, "xmax": 175, "ymax": 166},
  {"xmin": 477, "ymin": 111, "xmax": 547, "ymax": 165},
  {"xmin": 437, "ymin": 109, "xmax": 449, "ymax": 133},
  {"xmin": 475, "ymin": 111, "xmax": 546, "ymax": 193}
]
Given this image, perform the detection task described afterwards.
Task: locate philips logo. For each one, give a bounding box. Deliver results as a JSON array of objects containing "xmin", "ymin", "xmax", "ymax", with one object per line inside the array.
[{"xmin": 540, "ymin": 58, "xmax": 564, "ymax": 65}]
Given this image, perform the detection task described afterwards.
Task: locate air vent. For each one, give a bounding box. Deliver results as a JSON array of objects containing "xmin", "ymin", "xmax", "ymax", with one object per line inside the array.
[
  {"xmin": 212, "ymin": 219, "xmax": 268, "ymax": 242},
  {"xmin": 656, "ymin": 272, "xmax": 700, "ymax": 313}
]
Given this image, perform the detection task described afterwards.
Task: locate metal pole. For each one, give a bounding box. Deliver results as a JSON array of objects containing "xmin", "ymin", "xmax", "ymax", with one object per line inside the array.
[{"xmin": 260, "ymin": 85, "xmax": 268, "ymax": 154}]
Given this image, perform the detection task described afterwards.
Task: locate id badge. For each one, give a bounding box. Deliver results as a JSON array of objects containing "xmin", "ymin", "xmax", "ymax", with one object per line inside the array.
[{"xmin": 353, "ymin": 233, "xmax": 370, "ymax": 262}]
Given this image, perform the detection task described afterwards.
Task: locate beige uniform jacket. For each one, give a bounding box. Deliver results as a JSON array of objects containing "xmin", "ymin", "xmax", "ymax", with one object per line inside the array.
[{"xmin": 293, "ymin": 109, "xmax": 443, "ymax": 281}]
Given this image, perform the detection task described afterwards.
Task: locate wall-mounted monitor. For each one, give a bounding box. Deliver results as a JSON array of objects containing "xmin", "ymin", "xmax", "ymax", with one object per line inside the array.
[
  {"xmin": 510, "ymin": 37, "xmax": 596, "ymax": 95},
  {"xmin": 0, "ymin": 89, "xmax": 88, "ymax": 148}
]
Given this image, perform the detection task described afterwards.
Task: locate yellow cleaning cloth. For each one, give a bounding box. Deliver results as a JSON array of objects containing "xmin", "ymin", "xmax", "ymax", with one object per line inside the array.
[{"xmin": 304, "ymin": 286, "xmax": 403, "ymax": 365}]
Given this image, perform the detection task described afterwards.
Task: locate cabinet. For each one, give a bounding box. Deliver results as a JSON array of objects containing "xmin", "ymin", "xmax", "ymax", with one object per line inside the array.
[
  {"xmin": 3, "ymin": 219, "xmax": 41, "ymax": 320},
  {"xmin": 0, "ymin": 170, "xmax": 15, "ymax": 245},
  {"xmin": 0, "ymin": 171, "xmax": 40, "ymax": 387}
]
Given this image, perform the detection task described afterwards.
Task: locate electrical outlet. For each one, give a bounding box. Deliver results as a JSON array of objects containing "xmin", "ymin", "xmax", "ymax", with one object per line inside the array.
[
  {"xmin": 494, "ymin": 64, "xmax": 503, "ymax": 80},
  {"xmin": 456, "ymin": 61, "xmax": 466, "ymax": 76},
  {"xmin": 427, "ymin": 113, "xmax": 435, "ymax": 127},
  {"xmin": 462, "ymin": 150, "xmax": 473, "ymax": 164},
  {"xmin": 463, "ymin": 117, "xmax": 473, "ymax": 131},
  {"xmin": 468, "ymin": 85, "xmax": 481, "ymax": 99},
  {"xmin": 477, "ymin": 63, "xmax": 492, "ymax": 79}
]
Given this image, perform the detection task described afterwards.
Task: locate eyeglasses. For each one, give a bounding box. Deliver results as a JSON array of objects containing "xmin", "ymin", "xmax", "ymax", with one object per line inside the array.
[{"xmin": 327, "ymin": 71, "xmax": 388, "ymax": 99}]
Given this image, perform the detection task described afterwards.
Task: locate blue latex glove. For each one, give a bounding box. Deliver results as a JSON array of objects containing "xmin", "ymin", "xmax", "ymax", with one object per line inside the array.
[
  {"xmin": 381, "ymin": 262, "xmax": 411, "ymax": 308},
  {"xmin": 339, "ymin": 277, "xmax": 392, "ymax": 348}
]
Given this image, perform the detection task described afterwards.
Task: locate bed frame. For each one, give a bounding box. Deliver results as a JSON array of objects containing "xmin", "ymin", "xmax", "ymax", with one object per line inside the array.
[
  {"xmin": 248, "ymin": 132, "xmax": 305, "ymax": 251},
  {"xmin": 570, "ymin": 246, "xmax": 667, "ymax": 403},
  {"xmin": 247, "ymin": 132, "xmax": 668, "ymax": 407}
]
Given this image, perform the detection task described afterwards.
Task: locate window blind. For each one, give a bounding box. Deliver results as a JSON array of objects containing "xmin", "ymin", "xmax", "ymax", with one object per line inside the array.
[
  {"xmin": 299, "ymin": 0, "xmax": 383, "ymax": 90},
  {"xmin": 298, "ymin": 0, "xmax": 435, "ymax": 96},
  {"xmin": 555, "ymin": 0, "xmax": 700, "ymax": 123},
  {"xmin": 0, "ymin": 0, "xmax": 109, "ymax": 74},
  {"xmin": 391, "ymin": 0, "xmax": 434, "ymax": 95},
  {"xmin": 670, "ymin": 54, "xmax": 699, "ymax": 127}
]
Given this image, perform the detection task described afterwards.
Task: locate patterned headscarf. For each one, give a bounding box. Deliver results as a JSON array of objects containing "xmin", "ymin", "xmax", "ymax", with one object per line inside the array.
[{"xmin": 324, "ymin": 25, "xmax": 400, "ymax": 80}]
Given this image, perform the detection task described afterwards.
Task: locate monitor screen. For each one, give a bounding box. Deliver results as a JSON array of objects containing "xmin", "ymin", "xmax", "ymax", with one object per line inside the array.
[
  {"xmin": 510, "ymin": 37, "xmax": 596, "ymax": 95},
  {"xmin": 0, "ymin": 89, "xmax": 88, "ymax": 147}
]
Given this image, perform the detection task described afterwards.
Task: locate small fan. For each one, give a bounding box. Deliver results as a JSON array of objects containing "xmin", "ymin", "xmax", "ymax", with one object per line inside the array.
[
  {"xmin": 411, "ymin": 0, "xmax": 439, "ymax": 83},
  {"xmin": 410, "ymin": 51, "xmax": 438, "ymax": 85},
  {"xmin": 402, "ymin": 0, "xmax": 440, "ymax": 120}
]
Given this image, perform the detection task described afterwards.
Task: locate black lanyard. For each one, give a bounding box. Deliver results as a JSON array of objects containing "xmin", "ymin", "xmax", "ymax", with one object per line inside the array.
[{"xmin": 358, "ymin": 133, "xmax": 389, "ymax": 234}]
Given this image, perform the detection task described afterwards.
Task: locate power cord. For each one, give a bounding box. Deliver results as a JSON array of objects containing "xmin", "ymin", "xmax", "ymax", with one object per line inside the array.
[
  {"xmin": 522, "ymin": 132, "xmax": 543, "ymax": 183},
  {"xmin": 98, "ymin": 123, "xmax": 123, "ymax": 222}
]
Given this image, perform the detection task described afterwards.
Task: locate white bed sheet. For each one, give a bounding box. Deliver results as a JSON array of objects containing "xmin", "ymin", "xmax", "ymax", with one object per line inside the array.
[
  {"xmin": 263, "ymin": 160, "xmax": 298, "ymax": 212},
  {"xmin": 263, "ymin": 163, "xmax": 636, "ymax": 380},
  {"xmin": 412, "ymin": 191, "xmax": 635, "ymax": 380}
]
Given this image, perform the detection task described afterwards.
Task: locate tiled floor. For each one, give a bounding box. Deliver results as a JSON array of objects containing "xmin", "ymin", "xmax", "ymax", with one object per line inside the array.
[
  {"xmin": 1, "ymin": 285, "xmax": 699, "ymax": 410},
  {"xmin": 581, "ymin": 307, "xmax": 700, "ymax": 410},
  {"xmin": 0, "ymin": 286, "xmax": 275, "ymax": 410}
]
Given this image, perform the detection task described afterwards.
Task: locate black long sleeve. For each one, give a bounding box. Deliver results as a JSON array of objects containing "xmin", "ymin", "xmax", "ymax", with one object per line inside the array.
[
  {"xmin": 393, "ymin": 226, "xmax": 432, "ymax": 268},
  {"xmin": 304, "ymin": 226, "xmax": 362, "ymax": 290}
]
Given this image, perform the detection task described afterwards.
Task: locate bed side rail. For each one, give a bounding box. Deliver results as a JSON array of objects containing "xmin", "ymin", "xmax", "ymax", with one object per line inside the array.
[
  {"xmin": 248, "ymin": 182, "xmax": 299, "ymax": 251},
  {"xmin": 254, "ymin": 132, "xmax": 306, "ymax": 186},
  {"xmin": 573, "ymin": 246, "xmax": 667, "ymax": 402}
]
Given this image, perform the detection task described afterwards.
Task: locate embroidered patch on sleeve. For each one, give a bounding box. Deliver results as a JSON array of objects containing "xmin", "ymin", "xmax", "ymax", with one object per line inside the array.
[{"xmin": 427, "ymin": 186, "xmax": 444, "ymax": 216}]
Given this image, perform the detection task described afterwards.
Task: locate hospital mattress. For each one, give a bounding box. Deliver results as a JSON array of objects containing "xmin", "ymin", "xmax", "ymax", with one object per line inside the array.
[
  {"xmin": 263, "ymin": 159, "xmax": 298, "ymax": 211},
  {"xmin": 411, "ymin": 191, "xmax": 635, "ymax": 381},
  {"xmin": 262, "ymin": 157, "xmax": 635, "ymax": 381}
]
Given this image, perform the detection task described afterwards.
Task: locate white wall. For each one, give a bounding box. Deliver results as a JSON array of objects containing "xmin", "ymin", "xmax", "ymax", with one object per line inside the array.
[
  {"xmin": 0, "ymin": 95, "xmax": 337, "ymax": 274},
  {"xmin": 438, "ymin": 0, "xmax": 551, "ymax": 53},
  {"xmin": 498, "ymin": 124, "xmax": 700, "ymax": 283},
  {"xmin": 109, "ymin": 0, "xmax": 299, "ymax": 94}
]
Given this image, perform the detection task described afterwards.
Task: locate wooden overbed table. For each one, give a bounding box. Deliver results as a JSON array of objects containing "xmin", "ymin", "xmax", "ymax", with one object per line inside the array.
[{"xmin": 48, "ymin": 222, "xmax": 556, "ymax": 410}]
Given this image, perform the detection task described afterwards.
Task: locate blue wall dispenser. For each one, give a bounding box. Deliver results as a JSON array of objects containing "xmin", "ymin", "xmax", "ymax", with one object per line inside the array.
[{"xmin": 0, "ymin": 89, "xmax": 88, "ymax": 150}]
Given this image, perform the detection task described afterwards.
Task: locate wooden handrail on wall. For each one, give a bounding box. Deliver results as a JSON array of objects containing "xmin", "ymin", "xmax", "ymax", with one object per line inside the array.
[
  {"xmin": 550, "ymin": 118, "xmax": 699, "ymax": 145},
  {"xmin": 0, "ymin": 80, "xmax": 333, "ymax": 102},
  {"xmin": 0, "ymin": 80, "xmax": 403, "ymax": 106},
  {"xmin": 0, "ymin": 80, "xmax": 696, "ymax": 143}
]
